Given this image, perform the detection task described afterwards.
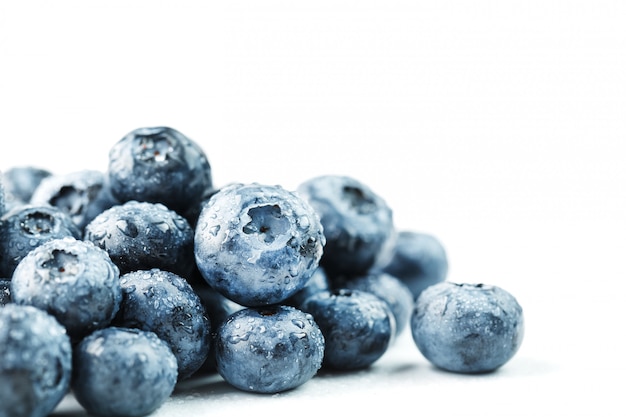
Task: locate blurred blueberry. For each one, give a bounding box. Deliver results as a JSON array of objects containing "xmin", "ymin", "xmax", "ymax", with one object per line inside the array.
[
  {"xmin": 0, "ymin": 304, "xmax": 72, "ymax": 417},
  {"xmin": 1, "ymin": 166, "xmax": 52, "ymax": 211},
  {"xmin": 215, "ymin": 305, "xmax": 325, "ymax": 393},
  {"xmin": 114, "ymin": 268, "xmax": 211, "ymax": 380},
  {"xmin": 10, "ymin": 237, "xmax": 122, "ymax": 341},
  {"xmin": 194, "ymin": 183, "xmax": 325, "ymax": 307},
  {"xmin": 411, "ymin": 282, "xmax": 524, "ymax": 373},
  {"xmin": 72, "ymin": 327, "xmax": 178, "ymax": 417},
  {"xmin": 84, "ymin": 200, "xmax": 195, "ymax": 278},
  {"xmin": 300, "ymin": 289, "xmax": 395, "ymax": 370},
  {"xmin": 0, "ymin": 279, "xmax": 10, "ymax": 305},
  {"xmin": 296, "ymin": 175, "xmax": 395, "ymax": 281},
  {"xmin": 107, "ymin": 126, "xmax": 212, "ymax": 215}
]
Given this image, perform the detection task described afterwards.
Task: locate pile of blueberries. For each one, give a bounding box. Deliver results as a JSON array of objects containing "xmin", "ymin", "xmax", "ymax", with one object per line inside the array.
[{"xmin": 0, "ymin": 127, "xmax": 524, "ymax": 417}]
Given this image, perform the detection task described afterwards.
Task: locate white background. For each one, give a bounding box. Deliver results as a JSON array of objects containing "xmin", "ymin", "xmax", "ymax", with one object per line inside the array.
[{"xmin": 1, "ymin": 1, "xmax": 625, "ymax": 416}]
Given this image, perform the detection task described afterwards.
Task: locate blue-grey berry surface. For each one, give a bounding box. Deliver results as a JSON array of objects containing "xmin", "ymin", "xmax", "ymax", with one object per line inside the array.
[
  {"xmin": 84, "ymin": 200, "xmax": 195, "ymax": 278},
  {"xmin": 411, "ymin": 282, "xmax": 524, "ymax": 374},
  {"xmin": 0, "ymin": 304, "xmax": 72, "ymax": 417},
  {"xmin": 0, "ymin": 204, "xmax": 81, "ymax": 278},
  {"xmin": 72, "ymin": 326, "xmax": 178, "ymax": 417},
  {"xmin": 107, "ymin": 126, "xmax": 213, "ymax": 215},
  {"xmin": 10, "ymin": 237, "xmax": 122, "ymax": 341},
  {"xmin": 283, "ymin": 266, "xmax": 330, "ymax": 310},
  {"xmin": 0, "ymin": 170, "xmax": 6, "ymax": 217},
  {"xmin": 215, "ymin": 305, "xmax": 325, "ymax": 394},
  {"xmin": 113, "ymin": 268, "xmax": 211, "ymax": 380},
  {"xmin": 194, "ymin": 183, "xmax": 325, "ymax": 307},
  {"xmin": 2, "ymin": 166, "xmax": 51, "ymax": 206},
  {"xmin": 296, "ymin": 175, "xmax": 395, "ymax": 280},
  {"xmin": 300, "ymin": 289, "xmax": 395, "ymax": 371},
  {"xmin": 381, "ymin": 231, "xmax": 449, "ymax": 300},
  {"xmin": 0, "ymin": 278, "xmax": 10, "ymax": 305}
]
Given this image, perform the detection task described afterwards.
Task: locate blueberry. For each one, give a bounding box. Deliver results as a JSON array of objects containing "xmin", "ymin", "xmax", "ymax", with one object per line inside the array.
[
  {"xmin": 107, "ymin": 126, "xmax": 213, "ymax": 215},
  {"xmin": 0, "ymin": 204, "xmax": 81, "ymax": 278},
  {"xmin": 30, "ymin": 169, "xmax": 119, "ymax": 232},
  {"xmin": 283, "ymin": 266, "xmax": 330, "ymax": 310},
  {"xmin": 0, "ymin": 171, "xmax": 7, "ymax": 217},
  {"xmin": 296, "ymin": 175, "xmax": 395, "ymax": 280},
  {"xmin": 1, "ymin": 166, "xmax": 52, "ymax": 210},
  {"xmin": 215, "ymin": 305, "xmax": 325, "ymax": 393},
  {"xmin": 336, "ymin": 271, "xmax": 414, "ymax": 337},
  {"xmin": 84, "ymin": 200, "xmax": 195, "ymax": 278},
  {"xmin": 300, "ymin": 289, "xmax": 395, "ymax": 370},
  {"xmin": 0, "ymin": 279, "xmax": 10, "ymax": 305},
  {"xmin": 114, "ymin": 268, "xmax": 211, "ymax": 380},
  {"xmin": 381, "ymin": 231, "xmax": 449, "ymax": 300},
  {"xmin": 194, "ymin": 183, "xmax": 325, "ymax": 307},
  {"xmin": 72, "ymin": 327, "xmax": 178, "ymax": 417},
  {"xmin": 411, "ymin": 282, "xmax": 524, "ymax": 374},
  {"xmin": 10, "ymin": 237, "xmax": 122, "ymax": 341},
  {"xmin": 0, "ymin": 304, "xmax": 72, "ymax": 417}
]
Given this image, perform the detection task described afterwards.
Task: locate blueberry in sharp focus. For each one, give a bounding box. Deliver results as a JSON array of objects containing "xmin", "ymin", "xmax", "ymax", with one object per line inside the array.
[
  {"xmin": 381, "ymin": 230, "xmax": 449, "ymax": 300},
  {"xmin": 114, "ymin": 268, "xmax": 211, "ymax": 380},
  {"xmin": 283, "ymin": 266, "xmax": 330, "ymax": 310},
  {"xmin": 300, "ymin": 288, "xmax": 395, "ymax": 371},
  {"xmin": 10, "ymin": 237, "xmax": 122, "ymax": 342},
  {"xmin": 296, "ymin": 175, "xmax": 395, "ymax": 281},
  {"xmin": 411, "ymin": 281, "xmax": 524, "ymax": 374},
  {"xmin": 107, "ymin": 126, "xmax": 213, "ymax": 215},
  {"xmin": 194, "ymin": 182, "xmax": 325, "ymax": 307},
  {"xmin": 0, "ymin": 304, "xmax": 72, "ymax": 417},
  {"xmin": 2, "ymin": 166, "xmax": 52, "ymax": 211},
  {"xmin": 72, "ymin": 327, "xmax": 178, "ymax": 417},
  {"xmin": 84, "ymin": 200, "xmax": 195, "ymax": 278},
  {"xmin": 215, "ymin": 305, "xmax": 325, "ymax": 394},
  {"xmin": 0, "ymin": 204, "xmax": 81, "ymax": 278}
]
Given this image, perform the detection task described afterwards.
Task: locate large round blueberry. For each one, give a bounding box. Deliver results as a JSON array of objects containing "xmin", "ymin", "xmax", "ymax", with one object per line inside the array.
[
  {"xmin": 30, "ymin": 169, "xmax": 119, "ymax": 232},
  {"xmin": 72, "ymin": 327, "xmax": 178, "ymax": 417},
  {"xmin": 0, "ymin": 304, "xmax": 72, "ymax": 417},
  {"xmin": 84, "ymin": 200, "xmax": 195, "ymax": 278},
  {"xmin": 194, "ymin": 183, "xmax": 325, "ymax": 307},
  {"xmin": 300, "ymin": 289, "xmax": 395, "ymax": 370},
  {"xmin": 215, "ymin": 305, "xmax": 325, "ymax": 394},
  {"xmin": 0, "ymin": 204, "xmax": 81, "ymax": 278},
  {"xmin": 114, "ymin": 268, "xmax": 211, "ymax": 380},
  {"xmin": 411, "ymin": 282, "xmax": 525, "ymax": 374},
  {"xmin": 107, "ymin": 126, "xmax": 213, "ymax": 215},
  {"xmin": 296, "ymin": 175, "xmax": 395, "ymax": 280},
  {"xmin": 10, "ymin": 237, "xmax": 122, "ymax": 341},
  {"xmin": 381, "ymin": 231, "xmax": 449, "ymax": 300}
]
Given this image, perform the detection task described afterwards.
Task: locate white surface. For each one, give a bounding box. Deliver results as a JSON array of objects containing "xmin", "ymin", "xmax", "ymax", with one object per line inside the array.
[{"xmin": 1, "ymin": 1, "xmax": 625, "ymax": 416}]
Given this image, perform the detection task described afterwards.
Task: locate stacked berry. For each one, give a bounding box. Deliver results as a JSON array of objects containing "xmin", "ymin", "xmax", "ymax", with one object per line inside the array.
[{"xmin": 0, "ymin": 126, "xmax": 524, "ymax": 417}]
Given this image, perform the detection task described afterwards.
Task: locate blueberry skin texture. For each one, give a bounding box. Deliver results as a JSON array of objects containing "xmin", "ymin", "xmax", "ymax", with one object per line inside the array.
[
  {"xmin": 411, "ymin": 282, "xmax": 524, "ymax": 374},
  {"xmin": 10, "ymin": 237, "xmax": 122, "ymax": 341},
  {"xmin": 296, "ymin": 175, "xmax": 395, "ymax": 280},
  {"xmin": 215, "ymin": 305, "xmax": 325, "ymax": 394},
  {"xmin": 72, "ymin": 327, "xmax": 178, "ymax": 417},
  {"xmin": 114, "ymin": 268, "xmax": 211, "ymax": 380},
  {"xmin": 0, "ymin": 304, "xmax": 72, "ymax": 417},
  {"xmin": 300, "ymin": 289, "xmax": 395, "ymax": 371},
  {"xmin": 0, "ymin": 278, "xmax": 10, "ymax": 305},
  {"xmin": 84, "ymin": 200, "xmax": 195, "ymax": 278},
  {"xmin": 2, "ymin": 166, "xmax": 51, "ymax": 206},
  {"xmin": 381, "ymin": 231, "xmax": 449, "ymax": 300},
  {"xmin": 283, "ymin": 266, "xmax": 330, "ymax": 310},
  {"xmin": 0, "ymin": 204, "xmax": 81, "ymax": 278},
  {"xmin": 107, "ymin": 126, "xmax": 213, "ymax": 215},
  {"xmin": 30, "ymin": 169, "xmax": 119, "ymax": 232},
  {"xmin": 194, "ymin": 183, "xmax": 325, "ymax": 307}
]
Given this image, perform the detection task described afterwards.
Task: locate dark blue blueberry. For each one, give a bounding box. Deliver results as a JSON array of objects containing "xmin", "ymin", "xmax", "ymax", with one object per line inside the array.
[
  {"xmin": 283, "ymin": 266, "xmax": 330, "ymax": 310},
  {"xmin": 300, "ymin": 289, "xmax": 395, "ymax": 371},
  {"xmin": 30, "ymin": 169, "xmax": 119, "ymax": 232},
  {"xmin": 296, "ymin": 175, "xmax": 395, "ymax": 280},
  {"xmin": 10, "ymin": 237, "xmax": 122, "ymax": 341},
  {"xmin": 1, "ymin": 166, "xmax": 52, "ymax": 211},
  {"xmin": 215, "ymin": 305, "xmax": 325, "ymax": 393},
  {"xmin": 72, "ymin": 326, "xmax": 178, "ymax": 417},
  {"xmin": 336, "ymin": 271, "xmax": 413, "ymax": 337},
  {"xmin": 107, "ymin": 126, "xmax": 213, "ymax": 215},
  {"xmin": 114, "ymin": 268, "xmax": 211, "ymax": 380},
  {"xmin": 194, "ymin": 183, "xmax": 325, "ymax": 307},
  {"xmin": 0, "ymin": 204, "xmax": 81, "ymax": 278},
  {"xmin": 84, "ymin": 200, "xmax": 195, "ymax": 278},
  {"xmin": 0, "ymin": 279, "xmax": 11, "ymax": 305},
  {"xmin": 381, "ymin": 231, "xmax": 449, "ymax": 300},
  {"xmin": 0, "ymin": 304, "xmax": 72, "ymax": 417},
  {"xmin": 411, "ymin": 282, "xmax": 525, "ymax": 374}
]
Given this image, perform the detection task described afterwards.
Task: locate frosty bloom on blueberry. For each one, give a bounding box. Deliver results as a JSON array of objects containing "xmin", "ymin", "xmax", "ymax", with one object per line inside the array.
[{"xmin": 194, "ymin": 183, "xmax": 325, "ymax": 307}]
